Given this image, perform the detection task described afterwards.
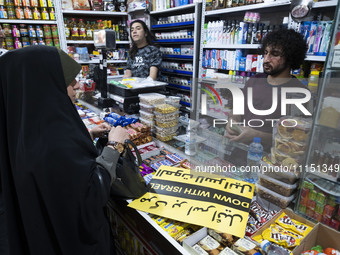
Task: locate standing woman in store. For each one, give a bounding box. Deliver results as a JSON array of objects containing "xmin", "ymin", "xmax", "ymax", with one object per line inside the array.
[
  {"xmin": 0, "ymin": 45, "xmax": 129, "ymax": 255},
  {"xmin": 123, "ymin": 20, "xmax": 162, "ymax": 80},
  {"xmin": 0, "ymin": 25, "xmax": 9, "ymax": 255}
]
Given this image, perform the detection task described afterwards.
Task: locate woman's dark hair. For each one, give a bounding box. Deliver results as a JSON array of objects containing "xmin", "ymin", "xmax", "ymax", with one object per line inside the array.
[
  {"xmin": 129, "ymin": 20, "xmax": 156, "ymax": 59},
  {"xmin": 260, "ymin": 29, "xmax": 307, "ymax": 70}
]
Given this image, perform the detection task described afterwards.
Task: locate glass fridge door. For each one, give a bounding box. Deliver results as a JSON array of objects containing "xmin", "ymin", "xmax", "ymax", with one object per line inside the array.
[{"xmin": 295, "ymin": 1, "xmax": 340, "ymax": 228}]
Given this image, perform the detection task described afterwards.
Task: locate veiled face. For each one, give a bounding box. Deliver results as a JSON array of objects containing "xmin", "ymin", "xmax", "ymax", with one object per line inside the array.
[{"xmin": 67, "ymin": 79, "xmax": 80, "ymax": 103}]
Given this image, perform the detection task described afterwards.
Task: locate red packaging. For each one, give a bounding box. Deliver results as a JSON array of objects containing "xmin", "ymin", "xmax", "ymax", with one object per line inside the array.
[
  {"xmin": 300, "ymin": 197, "xmax": 308, "ymax": 207},
  {"xmin": 145, "ymin": 146, "xmax": 156, "ymax": 152},
  {"xmin": 301, "ymin": 187, "xmax": 310, "ymax": 199},
  {"xmin": 251, "ymin": 55, "xmax": 257, "ymax": 72},
  {"xmin": 323, "ymin": 205, "xmax": 335, "ymax": 218},
  {"xmin": 313, "ymin": 212, "xmax": 322, "ymax": 222},
  {"xmin": 329, "ymin": 219, "xmax": 340, "ymax": 230},
  {"xmin": 321, "ymin": 215, "xmax": 331, "ymax": 225},
  {"xmin": 307, "ymin": 200, "xmax": 316, "ymax": 210},
  {"xmin": 306, "ymin": 208, "xmax": 315, "ymax": 218}
]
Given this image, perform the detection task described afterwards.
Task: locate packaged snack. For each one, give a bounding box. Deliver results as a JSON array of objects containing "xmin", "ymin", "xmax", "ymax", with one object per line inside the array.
[
  {"xmin": 232, "ymin": 238, "xmax": 259, "ymax": 255},
  {"xmin": 156, "ymin": 132, "xmax": 176, "ymax": 142},
  {"xmin": 208, "ymin": 229, "xmax": 237, "ymax": 247},
  {"xmin": 139, "ymin": 117, "xmax": 154, "ymax": 128},
  {"xmin": 275, "ymin": 212, "xmax": 313, "ymax": 237},
  {"xmin": 256, "ymin": 184, "xmax": 295, "ymax": 208},
  {"xmin": 155, "ymin": 125, "xmax": 178, "ymax": 136},
  {"xmin": 192, "ymin": 244, "xmax": 209, "ymax": 255},
  {"xmin": 164, "ymin": 221, "xmax": 190, "ymax": 237},
  {"xmin": 139, "ymin": 102, "xmax": 154, "ymax": 113},
  {"xmin": 154, "ymin": 103, "xmax": 179, "ymax": 114},
  {"xmin": 154, "ymin": 111, "xmax": 179, "ymax": 121},
  {"xmin": 261, "ymin": 224, "xmax": 302, "ymax": 248},
  {"xmin": 139, "ymin": 93, "xmax": 166, "ymax": 105},
  {"xmin": 155, "ymin": 119, "xmax": 178, "ymax": 128},
  {"xmin": 198, "ymin": 235, "xmax": 222, "ymax": 252},
  {"xmin": 258, "ymin": 173, "xmax": 297, "ymax": 197},
  {"xmin": 139, "ymin": 110, "xmax": 154, "ymax": 121},
  {"xmin": 220, "ymin": 247, "xmax": 239, "ymax": 255}
]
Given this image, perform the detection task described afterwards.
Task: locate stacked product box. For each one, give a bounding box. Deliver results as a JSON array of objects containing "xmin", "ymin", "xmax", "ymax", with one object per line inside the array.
[
  {"xmin": 138, "ymin": 93, "xmax": 166, "ymax": 129},
  {"xmin": 154, "ymin": 103, "xmax": 180, "ymax": 142}
]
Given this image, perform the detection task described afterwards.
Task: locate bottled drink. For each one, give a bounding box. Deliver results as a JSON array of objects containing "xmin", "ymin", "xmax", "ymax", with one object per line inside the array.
[
  {"xmin": 85, "ymin": 21, "xmax": 93, "ymax": 40},
  {"xmin": 261, "ymin": 240, "xmax": 290, "ymax": 255},
  {"xmin": 64, "ymin": 18, "xmax": 70, "ymax": 40},
  {"xmin": 78, "ymin": 19, "xmax": 86, "ymax": 40},
  {"xmin": 70, "ymin": 18, "xmax": 79, "ymax": 40},
  {"xmin": 185, "ymin": 126, "xmax": 197, "ymax": 156},
  {"xmin": 246, "ymin": 137, "xmax": 263, "ymax": 182}
]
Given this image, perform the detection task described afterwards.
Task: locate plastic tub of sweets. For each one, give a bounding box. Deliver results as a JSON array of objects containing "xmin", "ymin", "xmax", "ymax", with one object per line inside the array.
[
  {"xmin": 258, "ymin": 173, "xmax": 297, "ymax": 197},
  {"xmin": 154, "ymin": 103, "xmax": 180, "ymax": 114},
  {"xmin": 156, "ymin": 132, "xmax": 177, "ymax": 142},
  {"xmin": 139, "ymin": 117, "xmax": 155, "ymax": 128},
  {"xmin": 255, "ymin": 183, "xmax": 295, "ymax": 208},
  {"xmin": 154, "ymin": 111, "xmax": 179, "ymax": 122},
  {"xmin": 139, "ymin": 110, "xmax": 154, "ymax": 121},
  {"xmin": 155, "ymin": 125, "xmax": 178, "ymax": 136},
  {"xmin": 155, "ymin": 119, "xmax": 178, "ymax": 128},
  {"xmin": 139, "ymin": 102, "xmax": 154, "ymax": 113},
  {"xmin": 138, "ymin": 93, "xmax": 166, "ymax": 106}
]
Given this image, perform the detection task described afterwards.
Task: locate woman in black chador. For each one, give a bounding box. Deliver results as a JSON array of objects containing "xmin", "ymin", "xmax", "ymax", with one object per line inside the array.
[{"xmin": 0, "ymin": 45, "xmax": 129, "ymax": 254}]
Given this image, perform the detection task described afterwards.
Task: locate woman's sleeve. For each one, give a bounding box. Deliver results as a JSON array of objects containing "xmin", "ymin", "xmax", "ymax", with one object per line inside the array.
[
  {"xmin": 126, "ymin": 56, "xmax": 132, "ymax": 70},
  {"xmin": 150, "ymin": 48, "xmax": 162, "ymax": 68}
]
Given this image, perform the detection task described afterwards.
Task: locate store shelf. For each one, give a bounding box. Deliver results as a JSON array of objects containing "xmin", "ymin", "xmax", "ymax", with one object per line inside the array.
[
  {"xmin": 67, "ymin": 40, "xmax": 94, "ymax": 44},
  {"xmin": 306, "ymin": 174, "xmax": 340, "ymax": 197},
  {"xmin": 162, "ymin": 54, "xmax": 193, "ymax": 60},
  {"xmin": 150, "ymin": 3, "xmax": 196, "ymax": 15},
  {"xmin": 152, "ymin": 21, "xmax": 194, "ymax": 29},
  {"xmin": 167, "ymin": 83, "xmax": 191, "ymax": 91},
  {"xmin": 205, "ymin": 1, "xmax": 291, "ymax": 16},
  {"xmin": 313, "ymin": 0, "xmax": 338, "ymax": 8},
  {"xmin": 156, "ymin": 38, "xmax": 194, "ymax": 43},
  {"xmin": 127, "ymin": 7, "xmax": 145, "ymax": 13},
  {"xmin": 305, "ymin": 55, "xmax": 326, "ymax": 62},
  {"xmin": 0, "ymin": 19, "xmax": 57, "ymax": 24},
  {"xmin": 62, "ymin": 10, "xmax": 128, "ymax": 16},
  {"xmin": 203, "ymin": 43, "xmax": 260, "ymax": 49},
  {"xmin": 161, "ymin": 68, "xmax": 193, "ymax": 75},
  {"xmin": 306, "ymin": 170, "xmax": 339, "ymax": 183},
  {"xmin": 76, "ymin": 59, "xmax": 127, "ymax": 64},
  {"xmin": 180, "ymin": 100, "xmax": 191, "ymax": 107},
  {"xmin": 67, "ymin": 40, "xmax": 130, "ymax": 44},
  {"xmin": 200, "ymin": 78, "xmax": 245, "ymax": 89}
]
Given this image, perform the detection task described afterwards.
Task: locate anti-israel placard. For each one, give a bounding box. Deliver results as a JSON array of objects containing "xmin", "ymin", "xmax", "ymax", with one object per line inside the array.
[{"xmin": 128, "ymin": 166, "xmax": 255, "ymax": 238}]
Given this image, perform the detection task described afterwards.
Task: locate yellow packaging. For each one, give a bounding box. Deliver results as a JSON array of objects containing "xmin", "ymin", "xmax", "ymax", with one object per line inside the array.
[
  {"xmin": 275, "ymin": 212, "xmax": 312, "ymax": 237},
  {"xmin": 164, "ymin": 221, "xmax": 190, "ymax": 237},
  {"xmin": 261, "ymin": 224, "xmax": 302, "ymax": 248},
  {"xmin": 153, "ymin": 216, "xmax": 167, "ymax": 225}
]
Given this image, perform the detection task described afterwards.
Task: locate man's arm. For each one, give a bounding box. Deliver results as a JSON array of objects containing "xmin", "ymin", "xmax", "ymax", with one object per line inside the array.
[
  {"xmin": 123, "ymin": 69, "xmax": 132, "ymax": 78},
  {"xmin": 149, "ymin": 66, "xmax": 158, "ymax": 80}
]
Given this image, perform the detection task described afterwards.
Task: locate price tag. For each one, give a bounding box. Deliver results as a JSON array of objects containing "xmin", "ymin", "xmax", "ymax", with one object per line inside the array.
[{"xmin": 331, "ymin": 48, "xmax": 340, "ymax": 68}]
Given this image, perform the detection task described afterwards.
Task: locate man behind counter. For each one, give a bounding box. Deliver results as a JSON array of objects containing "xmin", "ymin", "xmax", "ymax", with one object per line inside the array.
[
  {"xmin": 225, "ymin": 28, "xmax": 308, "ymax": 151},
  {"xmin": 123, "ymin": 20, "xmax": 162, "ymax": 81}
]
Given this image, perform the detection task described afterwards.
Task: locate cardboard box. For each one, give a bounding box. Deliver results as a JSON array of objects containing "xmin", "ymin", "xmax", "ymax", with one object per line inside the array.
[
  {"xmin": 251, "ymin": 208, "xmax": 316, "ymax": 240},
  {"xmin": 293, "ymin": 223, "xmax": 340, "ymax": 255},
  {"xmin": 183, "ymin": 227, "xmax": 208, "ymax": 255}
]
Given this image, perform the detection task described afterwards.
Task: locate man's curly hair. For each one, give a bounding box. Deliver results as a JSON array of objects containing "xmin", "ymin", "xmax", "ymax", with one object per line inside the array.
[{"xmin": 260, "ymin": 29, "xmax": 307, "ymax": 70}]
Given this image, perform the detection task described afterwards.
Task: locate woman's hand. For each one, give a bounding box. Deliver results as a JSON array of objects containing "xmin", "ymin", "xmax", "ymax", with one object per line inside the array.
[
  {"xmin": 108, "ymin": 126, "xmax": 129, "ymax": 144},
  {"xmin": 90, "ymin": 123, "xmax": 111, "ymax": 140}
]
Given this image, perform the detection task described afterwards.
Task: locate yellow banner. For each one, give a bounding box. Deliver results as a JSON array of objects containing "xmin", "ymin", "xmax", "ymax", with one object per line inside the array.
[{"xmin": 128, "ymin": 166, "xmax": 255, "ymax": 238}]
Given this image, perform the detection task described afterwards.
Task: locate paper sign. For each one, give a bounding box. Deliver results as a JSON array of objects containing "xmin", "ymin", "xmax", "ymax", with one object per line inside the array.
[{"xmin": 128, "ymin": 166, "xmax": 255, "ymax": 238}]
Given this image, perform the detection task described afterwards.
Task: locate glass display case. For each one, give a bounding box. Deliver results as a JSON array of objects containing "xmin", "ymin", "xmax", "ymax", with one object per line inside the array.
[{"xmin": 295, "ymin": 1, "xmax": 340, "ymax": 230}]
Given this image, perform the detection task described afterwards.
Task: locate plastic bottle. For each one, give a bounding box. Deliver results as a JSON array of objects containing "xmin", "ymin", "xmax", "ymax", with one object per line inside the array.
[
  {"xmin": 308, "ymin": 70, "xmax": 319, "ymax": 94},
  {"xmin": 246, "ymin": 137, "xmax": 263, "ymax": 182},
  {"xmin": 63, "ymin": 18, "xmax": 70, "ymax": 40},
  {"xmin": 78, "ymin": 19, "xmax": 86, "ymax": 39},
  {"xmin": 185, "ymin": 125, "xmax": 197, "ymax": 156},
  {"xmin": 261, "ymin": 240, "xmax": 290, "ymax": 255},
  {"xmin": 85, "ymin": 21, "xmax": 93, "ymax": 40}
]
